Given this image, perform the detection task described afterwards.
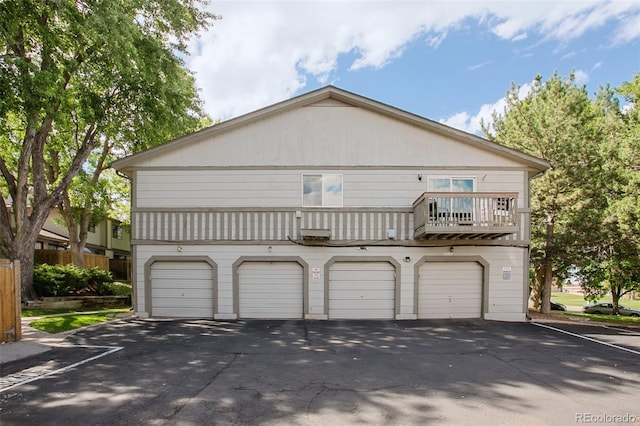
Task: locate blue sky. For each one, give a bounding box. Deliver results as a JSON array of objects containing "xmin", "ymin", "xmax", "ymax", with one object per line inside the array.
[{"xmin": 187, "ymin": 1, "xmax": 640, "ymax": 135}]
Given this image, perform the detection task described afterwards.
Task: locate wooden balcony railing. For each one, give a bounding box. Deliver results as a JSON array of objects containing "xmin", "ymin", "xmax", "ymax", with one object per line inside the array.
[
  {"xmin": 413, "ymin": 192, "xmax": 519, "ymax": 240},
  {"xmin": 131, "ymin": 194, "xmax": 523, "ymax": 244}
]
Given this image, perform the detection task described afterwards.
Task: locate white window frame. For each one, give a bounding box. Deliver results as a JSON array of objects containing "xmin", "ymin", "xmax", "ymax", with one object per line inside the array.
[
  {"xmin": 302, "ymin": 174, "xmax": 343, "ymax": 207},
  {"xmin": 427, "ymin": 176, "xmax": 476, "ymax": 222},
  {"xmin": 427, "ymin": 176, "xmax": 476, "ymax": 193}
]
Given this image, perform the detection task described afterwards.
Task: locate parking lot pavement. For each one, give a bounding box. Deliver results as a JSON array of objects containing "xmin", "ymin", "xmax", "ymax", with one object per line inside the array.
[
  {"xmin": 1, "ymin": 318, "xmax": 639, "ymax": 425},
  {"xmin": 531, "ymin": 321, "xmax": 640, "ymax": 355}
]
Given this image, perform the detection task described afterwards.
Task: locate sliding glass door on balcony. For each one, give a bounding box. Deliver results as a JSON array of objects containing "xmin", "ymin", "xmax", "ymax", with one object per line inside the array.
[{"xmin": 427, "ymin": 178, "xmax": 475, "ymax": 224}]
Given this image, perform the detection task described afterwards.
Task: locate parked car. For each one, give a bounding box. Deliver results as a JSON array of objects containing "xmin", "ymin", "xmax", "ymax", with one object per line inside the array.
[
  {"xmin": 582, "ymin": 302, "xmax": 640, "ymax": 317},
  {"xmin": 550, "ymin": 301, "xmax": 567, "ymax": 311}
]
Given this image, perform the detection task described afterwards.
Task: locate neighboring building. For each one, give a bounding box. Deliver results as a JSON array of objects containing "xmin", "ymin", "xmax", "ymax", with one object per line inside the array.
[
  {"xmin": 112, "ymin": 86, "xmax": 548, "ymax": 321},
  {"xmin": 38, "ymin": 208, "xmax": 131, "ymax": 261}
]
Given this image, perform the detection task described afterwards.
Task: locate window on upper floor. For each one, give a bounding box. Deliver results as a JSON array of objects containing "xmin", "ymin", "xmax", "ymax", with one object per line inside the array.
[
  {"xmin": 112, "ymin": 224, "xmax": 123, "ymax": 239},
  {"xmin": 302, "ymin": 174, "xmax": 343, "ymax": 207},
  {"xmin": 427, "ymin": 177, "xmax": 475, "ymax": 192}
]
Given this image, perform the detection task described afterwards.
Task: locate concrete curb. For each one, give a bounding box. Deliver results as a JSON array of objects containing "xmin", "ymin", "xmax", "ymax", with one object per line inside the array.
[{"xmin": 1, "ymin": 312, "xmax": 134, "ymax": 365}]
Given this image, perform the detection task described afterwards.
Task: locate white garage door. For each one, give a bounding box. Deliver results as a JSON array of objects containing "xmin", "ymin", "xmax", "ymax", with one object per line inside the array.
[
  {"xmin": 150, "ymin": 261, "xmax": 214, "ymax": 318},
  {"xmin": 238, "ymin": 262, "xmax": 303, "ymax": 319},
  {"xmin": 418, "ymin": 262, "xmax": 482, "ymax": 319},
  {"xmin": 329, "ymin": 262, "xmax": 395, "ymax": 319}
]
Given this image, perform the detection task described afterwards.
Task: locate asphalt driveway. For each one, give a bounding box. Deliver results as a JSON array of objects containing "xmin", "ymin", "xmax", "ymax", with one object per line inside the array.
[{"xmin": 1, "ymin": 319, "xmax": 639, "ymax": 425}]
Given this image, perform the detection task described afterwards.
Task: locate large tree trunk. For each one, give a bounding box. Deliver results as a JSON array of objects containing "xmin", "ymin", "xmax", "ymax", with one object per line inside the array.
[
  {"xmin": 69, "ymin": 238, "xmax": 85, "ymax": 267},
  {"xmin": 540, "ymin": 259, "xmax": 553, "ymax": 314},
  {"xmin": 67, "ymin": 225, "xmax": 94, "ymax": 267},
  {"xmin": 531, "ymin": 267, "xmax": 544, "ymax": 310},
  {"xmin": 59, "ymin": 199, "xmax": 94, "ymax": 267},
  {"xmin": 539, "ymin": 213, "xmax": 555, "ymax": 314},
  {"xmin": 611, "ymin": 286, "xmax": 621, "ymax": 315},
  {"xmin": 16, "ymin": 247, "xmax": 37, "ymax": 301},
  {"xmin": 11, "ymin": 204, "xmax": 53, "ymax": 301},
  {"xmin": 63, "ymin": 214, "xmax": 85, "ymax": 267},
  {"xmin": 3, "ymin": 125, "xmax": 97, "ymax": 300}
]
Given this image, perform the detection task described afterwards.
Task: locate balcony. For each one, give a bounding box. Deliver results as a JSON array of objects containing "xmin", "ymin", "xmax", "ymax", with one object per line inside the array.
[{"xmin": 413, "ymin": 192, "xmax": 519, "ymax": 240}]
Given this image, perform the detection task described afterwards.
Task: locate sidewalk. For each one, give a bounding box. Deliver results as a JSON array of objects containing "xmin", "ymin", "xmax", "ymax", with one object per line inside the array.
[
  {"xmin": 0, "ymin": 315, "xmax": 71, "ymax": 364},
  {"xmin": 1, "ymin": 309, "xmax": 135, "ymax": 365}
]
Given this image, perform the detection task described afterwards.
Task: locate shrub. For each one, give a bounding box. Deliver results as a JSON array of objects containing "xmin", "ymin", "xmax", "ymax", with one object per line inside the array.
[
  {"xmin": 34, "ymin": 264, "xmax": 74, "ymax": 296},
  {"xmin": 102, "ymin": 282, "xmax": 132, "ymax": 297},
  {"xmin": 34, "ymin": 264, "xmax": 114, "ymax": 297}
]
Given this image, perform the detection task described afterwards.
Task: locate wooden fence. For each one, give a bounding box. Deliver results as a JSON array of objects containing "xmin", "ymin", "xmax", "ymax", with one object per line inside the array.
[
  {"xmin": 1, "ymin": 259, "xmax": 21, "ymax": 343},
  {"xmin": 35, "ymin": 250, "xmax": 109, "ymax": 271},
  {"xmin": 109, "ymin": 259, "xmax": 132, "ymax": 281}
]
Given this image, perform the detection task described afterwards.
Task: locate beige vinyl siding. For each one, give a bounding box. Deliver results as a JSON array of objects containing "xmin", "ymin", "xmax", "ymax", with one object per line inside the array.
[
  {"xmin": 238, "ymin": 262, "xmax": 303, "ymax": 319},
  {"xmin": 329, "ymin": 262, "xmax": 395, "ymax": 319},
  {"xmin": 486, "ymin": 249, "xmax": 526, "ymax": 314},
  {"xmin": 129, "ymin": 105, "xmax": 530, "ymax": 170},
  {"xmin": 135, "ymin": 169, "xmax": 526, "ymax": 209},
  {"xmin": 418, "ymin": 262, "xmax": 483, "ymax": 319},
  {"xmin": 149, "ymin": 261, "xmax": 214, "ymax": 318}
]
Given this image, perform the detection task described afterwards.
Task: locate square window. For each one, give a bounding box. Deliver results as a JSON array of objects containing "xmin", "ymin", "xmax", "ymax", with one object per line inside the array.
[
  {"xmin": 302, "ymin": 174, "xmax": 343, "ymax": 207},
  {"xmin": 112, "ymin": 224, "xmax": 123, "ymax": 239}
]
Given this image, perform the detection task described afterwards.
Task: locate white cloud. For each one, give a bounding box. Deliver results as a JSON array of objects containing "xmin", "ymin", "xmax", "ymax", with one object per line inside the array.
[
  {"xmin": 467, "ymin": 60, "xmax": 493, "ymax": 71},
  {"xmin": 614, "ymin": 11, "xmax": 640, "ymax": 44},
  {"xmin": 573, "ymin": 69, "xmax": 589, "ymax": 86},
  {"xmin": 511, "ymin": 32, "xmax": 528, "ymax": 42},
  {"xmin": 441, "ymin": 83, "xmax": 533, "ymax": 135},
  {"xmin": 187, "ymin": 1, "xmax": 640, "ymax": 121},
  {"xmin": 440, "ymin": 98, "xmax": 505, "ymax": 136}
]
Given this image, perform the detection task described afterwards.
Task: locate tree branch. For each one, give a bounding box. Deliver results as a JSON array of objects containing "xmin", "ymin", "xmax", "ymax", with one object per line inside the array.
[
  {"xmin": 0, "ymin": 156, "xmax": 17, "ymax": 199},
  {"xmin": 48, "ymin": 123, "xmax": 99, "ymax": 206}
]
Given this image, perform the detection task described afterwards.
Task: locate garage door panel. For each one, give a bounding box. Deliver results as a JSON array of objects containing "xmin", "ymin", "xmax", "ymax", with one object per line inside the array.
[
  {"xmin": 332, "ymin": 262, "xmax": 392, "ymax": 270},
  {"xmin": 331, "ymin": 289, "xmax": 394, "ymax": 303},
  {"xmin": 239, "ymin": 262, "xmax": 303, "ymax": 319},
  {"xmin": 329, "ymin": 273, "xmax": 392, "ymax": 282},
  {"xmin": 151, "ymin": 278, "xmax": 211, "ymax": 288},
  {"xmin": 419, "ymin": 262, "xmax": 482, "ymax": 319},
  {"xmin": 330, "ymin": 299, "xmax": 395, "ymax": 310},
  {"xmin": 329, "ymin": 262, "xmax": 395, "ymax": 320},
  {"xmin": 150, "ymin": 261, "xmax": 214, "ymax": 318},
  {"xmin": 153, "ymin": 296, "xmax": 211, "ymax": 308},
  {"xmin": 151, "ymin": 269, "xmax": 210, "ymax": 278},
  {"xmin": 150, "ymin": 306, "xmax": 213, "ymax": 317},
  {"xmin": 330, "ymin": 308, "xmax": 389, "ymax": 319},
  {"xmin": 152, "ymin": 288, "xmax": 213, "ymax": 299}
]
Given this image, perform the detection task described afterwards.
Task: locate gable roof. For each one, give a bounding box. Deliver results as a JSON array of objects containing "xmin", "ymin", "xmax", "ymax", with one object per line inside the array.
[{"xmin": 111, "ymin": 85, "xmax": 549, "ymax": 174}]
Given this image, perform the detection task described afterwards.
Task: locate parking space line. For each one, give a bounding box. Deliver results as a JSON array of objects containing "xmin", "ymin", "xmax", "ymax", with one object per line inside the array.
[
  {"xmin": 0, "ymin": 345, "xmax": 123, "ymax": 393},
  {"xmin": 532, "ymin": 323, "xmax": 640, "ymax": 356}
]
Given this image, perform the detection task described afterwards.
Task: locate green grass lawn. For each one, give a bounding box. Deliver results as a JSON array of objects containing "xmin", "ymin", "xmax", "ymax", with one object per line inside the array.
[
  {"xmin": 561, "ymin": 311, "xmax": 640, "ymax": 325},
  {"xmin": 551, "ymin": 292, "xmax": 640, "ymax": 309},
  {"xmin": 26, "ymin": 308, "xmax": 131, "ymax": 334},
  {"xmin": 549, "ymin": 292, "xmax": 640, "ymax": 326}
]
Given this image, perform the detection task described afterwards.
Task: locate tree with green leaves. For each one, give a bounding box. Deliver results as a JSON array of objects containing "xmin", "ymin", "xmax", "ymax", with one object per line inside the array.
[
  {"xmin": 484, "ymin": 72, "xmax": 606, "ymax": 314},
  {"xmin": 579, "ymin": 74, "xmax": 640, "ymax": 313},
  {"xmin": 0, "ymin": 0, "xmax": 216, "ymax": 301}
]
